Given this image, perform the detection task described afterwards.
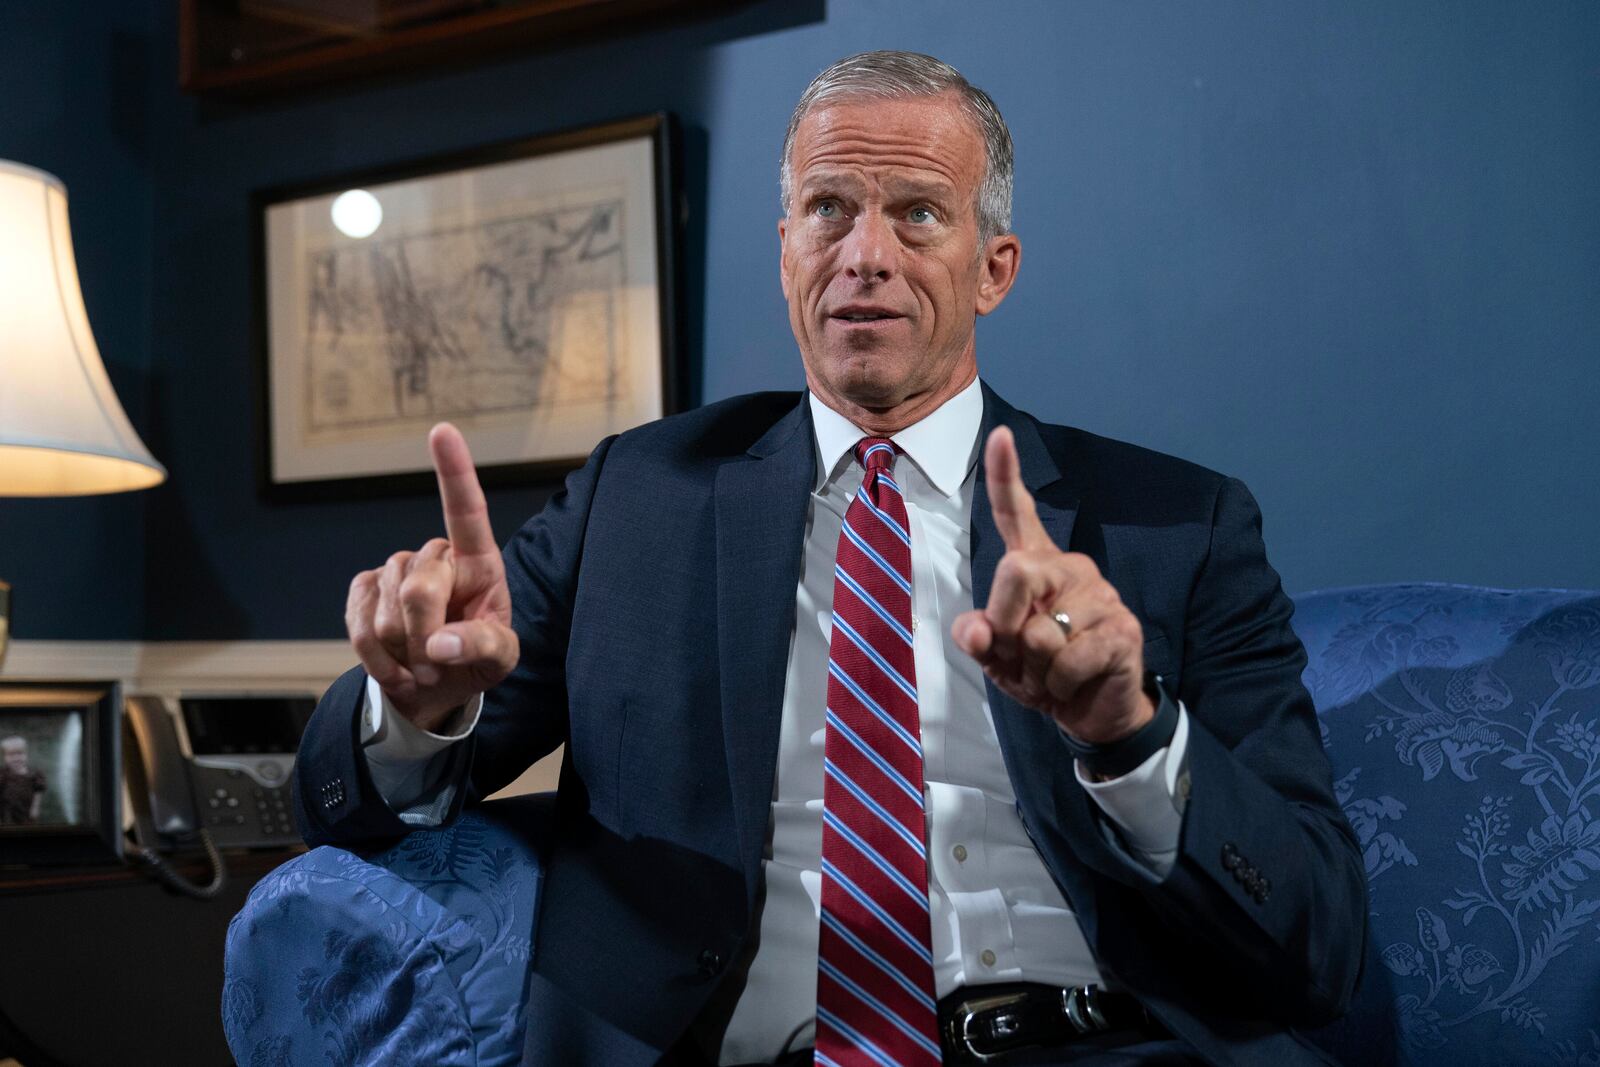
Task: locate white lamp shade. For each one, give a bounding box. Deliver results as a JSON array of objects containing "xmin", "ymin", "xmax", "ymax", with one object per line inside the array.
[{"xmin": 0, "ymin": 161, "xmax": 166, "ymax": 496}]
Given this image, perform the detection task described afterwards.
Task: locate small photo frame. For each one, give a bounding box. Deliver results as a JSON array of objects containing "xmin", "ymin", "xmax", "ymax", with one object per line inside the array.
[
  {"xmin": 0, "ymin": 682, "xmax": 121, "ymax": 866},
  {"xmin": 255, "ymin": 113, "xmax": 683, "ymax": 498}
]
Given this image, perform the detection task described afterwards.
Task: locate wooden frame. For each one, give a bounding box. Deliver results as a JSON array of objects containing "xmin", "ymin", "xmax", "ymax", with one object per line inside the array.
[
  {"xmin": 0, "ymin": 682, "xmax": 122, "ymax": 866},
  {"xmin": 253, "ymin": 113, "xmax": 682, "ymax": 499},
  {"xmin": 180, "ymin": 0, "xmax": 745, "ymax": 97}
]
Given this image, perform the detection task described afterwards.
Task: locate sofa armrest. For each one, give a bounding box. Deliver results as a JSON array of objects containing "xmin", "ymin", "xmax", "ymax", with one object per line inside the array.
[{"xmin": 223, "ymin": 793, "xmax": 552, "ymax": 1067}]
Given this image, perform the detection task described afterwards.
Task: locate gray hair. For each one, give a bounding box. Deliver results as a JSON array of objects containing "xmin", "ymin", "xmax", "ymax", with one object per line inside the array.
[
  {"xmin": 1, "ymin": 736, "xmax": 24, "ymax": 752},
  {"xmin": 780, "ymin": 51, "xmax": 1014, "ymax": 245}
]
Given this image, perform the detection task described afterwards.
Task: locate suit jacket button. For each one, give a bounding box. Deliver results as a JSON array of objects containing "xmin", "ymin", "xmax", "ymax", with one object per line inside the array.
[
  {"xmin": 1221, "ymin": 843, "xmax": 1240, "ymax": 871},
  {"xmin": 697, "ymin": 949, "xmax": 723, "ymax": 976}
]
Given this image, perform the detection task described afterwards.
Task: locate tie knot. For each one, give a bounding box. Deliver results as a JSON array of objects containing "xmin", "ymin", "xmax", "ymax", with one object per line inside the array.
[{"xmin": 855, "ymin": 437, "xmax": 898, "ymax": 474}]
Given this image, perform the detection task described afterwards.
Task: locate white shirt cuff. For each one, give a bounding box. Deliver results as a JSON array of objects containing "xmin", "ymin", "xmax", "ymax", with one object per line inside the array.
[
  {"xmin": 359, "ymin": 675, "xmax": 483, "ymax": 825},
  {"xmin": 1075, "ymin": 705, "xmax": 1191, "ymax": 877}
]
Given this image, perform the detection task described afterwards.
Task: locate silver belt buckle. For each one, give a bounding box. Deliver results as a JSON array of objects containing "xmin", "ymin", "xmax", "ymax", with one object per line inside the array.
[
  {"xmin": 1062, "ymin": 985, "xmax": 1112, "ymax": 1034},
  {"xmin": 948, "ymin": 990, "xmax": 1030, "ymax": 1062}
]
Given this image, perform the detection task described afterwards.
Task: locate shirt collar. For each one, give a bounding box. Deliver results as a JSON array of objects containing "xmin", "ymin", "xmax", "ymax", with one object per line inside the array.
[{"xmin": 808, "ymin": 376, "xmax": 984, "ymax": 498}]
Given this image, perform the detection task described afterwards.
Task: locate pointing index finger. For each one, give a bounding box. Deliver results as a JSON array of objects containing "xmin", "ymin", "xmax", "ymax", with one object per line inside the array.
[
  {"xmin": 985, "ymin": 426, "xmax": 1052, "ymax": 551},
  {"xmin": 429, "ymin": 423, "xmax": 496, "ymax": 556}
]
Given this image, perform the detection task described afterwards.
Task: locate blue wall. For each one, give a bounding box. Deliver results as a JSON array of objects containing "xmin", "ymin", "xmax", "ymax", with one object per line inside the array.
[
  {"xmin": 0, "ymin": 2, "xmax": 157, "ymax": 637},
  {"xmin": 5, "ymin": 0, "xmax": 1598, "ymax": 640}
]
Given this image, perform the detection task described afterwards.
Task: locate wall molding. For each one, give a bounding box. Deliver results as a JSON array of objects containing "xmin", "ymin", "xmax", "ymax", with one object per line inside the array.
[
  {"xmin": 0, "ymin": 639, "xmax": 563, "ymax": 795},
  {"xmin": 0, "ymin": 639, "xmax": 352, "ymax": 694}
]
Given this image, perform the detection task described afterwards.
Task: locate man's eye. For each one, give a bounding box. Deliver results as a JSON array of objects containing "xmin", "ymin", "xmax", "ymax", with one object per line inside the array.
[
  {"xmin": 815, "ymin": 201, "xmax": 840, "ymax": 219},
  {"xmin": 908, "ymin": 207, "xmax": 935, "ymax": 224}
]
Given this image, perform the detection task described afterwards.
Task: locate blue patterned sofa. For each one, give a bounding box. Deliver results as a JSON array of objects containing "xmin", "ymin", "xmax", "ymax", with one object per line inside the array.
[
  {"xmin": 223, "ymin": 584, "xmax": 1600, "ymax": 1066},
  {"xmin": 1296, "ymin": 584, "xmax": 1600, "ymax": 1066},
  {"xmin": 222, "ymin": 793, "xmax": 550, "ymax": 1066}
]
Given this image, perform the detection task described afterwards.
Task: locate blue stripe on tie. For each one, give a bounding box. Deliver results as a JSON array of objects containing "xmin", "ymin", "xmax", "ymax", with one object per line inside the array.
[
  {"xmin": 814, "ymin": 1052, "xmax": 846, "ymax": 1067},
  {"xmin": 822, "ymin": 910, "xmax": 938, "ymax": 1012},
  {"xmin": 878, "ymin": 473, "xmax": 904, "ymax": 498},
  {"xmin": 857, "ymin": 488, "xmax": 911, "ymax": 547},
  {"xmin": 835, "ymin": 565, "xmax": 914, "ymax": 646},
  {"xmin": 841, "ymin": 520, "xmax": 912, "ymax": 595},
  {"xmin": 861, "ymin": 442, "xmax": 896, "ymax": 466},
  {"xmin": 825, "ymin": 708, "xmax": 922, "ymax": 806},
  {"xmin": 825, "ymin": 758, "xmax": 926, "ymax": 859},
  {"xmin": 816, "ymin": 1006, "xmax": 900, "ymax": 1067},
  {"xmin": 824, "ymin": 809, "xmax": 928, "ymax": 908},
  {"xmin": 822, "ymin": 858, "xmax": 934, "ymax": 965},
  {"xmin": 832, "ymin": 616, "xmax": 918, "ymax": 703},
  {"xmin": 820, "ymin": 957, "xmax": 942, "ymax": 1059},
  {"xmin": 827, "ymin": 663, "xmax": 921, "ymax": 757}
]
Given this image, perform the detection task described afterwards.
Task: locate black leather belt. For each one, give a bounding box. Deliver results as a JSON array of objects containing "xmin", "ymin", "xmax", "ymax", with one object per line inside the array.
[{"xmin": 939, "ymin": 982, "xmax": 1161, "ymax": 1063}]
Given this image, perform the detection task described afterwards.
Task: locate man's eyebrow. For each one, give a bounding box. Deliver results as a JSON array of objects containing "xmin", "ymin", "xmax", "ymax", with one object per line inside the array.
[
  {"xmin": 880, "ymin": 177, "xmax": 959, "ymax": 202},
  {"xmin": 797, "ymin": 172, "xmax": 961, "ymax": 205},
  {"xmin": 797, "ymin": 170, "xmax": 866, "ymax": 196}
]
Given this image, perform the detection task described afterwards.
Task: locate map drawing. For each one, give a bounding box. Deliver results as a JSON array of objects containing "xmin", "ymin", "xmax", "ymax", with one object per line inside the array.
[{"xmin": 301, "ymin": 197, "xmax": 629, "ymax": 438}]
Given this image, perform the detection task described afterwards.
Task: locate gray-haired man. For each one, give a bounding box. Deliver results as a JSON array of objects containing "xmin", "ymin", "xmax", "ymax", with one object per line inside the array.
[{"xmin": 298, "ymin": 51, "xmax": 1365, "ymax": 1066}]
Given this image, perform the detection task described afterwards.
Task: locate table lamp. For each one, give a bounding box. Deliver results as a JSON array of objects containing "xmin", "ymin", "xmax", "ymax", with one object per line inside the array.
[{"xmin": 0, "ymin": 160, "xmax": 168, "ymax": 665}]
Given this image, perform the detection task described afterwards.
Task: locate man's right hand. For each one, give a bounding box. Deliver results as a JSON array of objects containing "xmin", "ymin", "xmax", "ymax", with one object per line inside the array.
[{"xmin": 344, "ymin": 423, "xmax": 519, "ymax": 733}]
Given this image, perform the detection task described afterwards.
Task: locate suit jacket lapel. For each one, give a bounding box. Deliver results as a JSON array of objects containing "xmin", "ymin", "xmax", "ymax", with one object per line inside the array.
[
  {"xmin": 971, "ymin": 385, "xmax": 1104, "ymax": 923},
  {"xmin": 714, "ymin": 396, "xmax": 815, "ymax": 900}
]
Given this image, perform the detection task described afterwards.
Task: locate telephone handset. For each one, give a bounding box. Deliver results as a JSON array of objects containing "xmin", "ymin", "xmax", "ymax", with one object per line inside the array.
[
  {"xmin": 121, "ymin": 694, "xmax": 312, "ymax": 899},
  {"xmin": 123, "ymin": 696, "xmax": 226, "ymax": 899}
]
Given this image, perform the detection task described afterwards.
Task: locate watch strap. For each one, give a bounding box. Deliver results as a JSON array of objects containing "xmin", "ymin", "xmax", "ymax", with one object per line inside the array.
[{"xmin": 1058, "ymin": 671, "xmax": 1179, "ymax": 778}]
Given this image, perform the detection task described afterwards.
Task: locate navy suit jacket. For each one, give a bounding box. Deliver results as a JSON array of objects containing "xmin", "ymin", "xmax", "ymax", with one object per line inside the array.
[{"xmin": 296, "ymin": 384, "xmax": 1366, "ymax": 1066}]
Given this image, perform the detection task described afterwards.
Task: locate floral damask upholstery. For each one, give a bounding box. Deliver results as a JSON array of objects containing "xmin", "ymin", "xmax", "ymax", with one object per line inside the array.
[
  {"xmin": 1297, "ymin": 583, "xmax": 1600, "ymax": 1066},
  {"xmin": 222, "ymin": 793, "xmax": 549, "ymax": 1066},
  {"xmin": 224, "ymin": 585, "xmax": 1600, "ymax": 1066}
]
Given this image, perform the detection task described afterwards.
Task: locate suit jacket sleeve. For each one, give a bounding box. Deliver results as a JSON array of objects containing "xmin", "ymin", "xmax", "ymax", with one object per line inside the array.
[
  {"xmin": 294, "ymin": 436, "xmax": 615, "ymax": 848},
  {"xmin": 1087, "ymin": 476, "xmax": 1366, "ymax": 1027}
]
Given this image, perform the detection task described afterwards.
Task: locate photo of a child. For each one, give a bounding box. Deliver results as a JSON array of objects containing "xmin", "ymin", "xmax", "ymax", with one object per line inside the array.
[
  {"xmin": 0, "ymin": 735, "xmax": 48, "ymax": 824},
  {"xmin": 0, "ymin": 711, "xmax": 84, "ymax": 827}
]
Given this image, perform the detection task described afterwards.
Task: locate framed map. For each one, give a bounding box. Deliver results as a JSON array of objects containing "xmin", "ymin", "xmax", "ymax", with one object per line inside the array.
[{"xmin": 255, "ymin": 113, "xmax": 681, "ymax": 497}]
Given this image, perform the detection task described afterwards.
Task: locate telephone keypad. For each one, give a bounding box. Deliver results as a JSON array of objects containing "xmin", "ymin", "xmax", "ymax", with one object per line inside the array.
[
  {"xmin": 250, "ymin": 784, "xmax": 293, "ymax": 838},
  {"xmin": 192, "ymin": 770, "xmax": 295, "ymax": 844}
]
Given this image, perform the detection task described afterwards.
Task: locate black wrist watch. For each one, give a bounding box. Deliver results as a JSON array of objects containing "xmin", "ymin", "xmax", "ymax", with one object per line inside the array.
[{"xmin": 1057, "ymin": 671, "xmax": 1179, "ymax": 779}]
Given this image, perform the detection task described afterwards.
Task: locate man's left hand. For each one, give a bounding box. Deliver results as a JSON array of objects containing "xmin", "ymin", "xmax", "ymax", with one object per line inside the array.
[{"xmin": 952, "ymin": 426, "xmax": 1156, "ymax": 745}]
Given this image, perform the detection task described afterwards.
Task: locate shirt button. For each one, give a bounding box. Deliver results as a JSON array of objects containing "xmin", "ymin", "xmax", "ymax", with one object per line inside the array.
[
  {"xmin": 952, "ymin": 844, "xmax": 968, "ymax": 863},
  {"xmin": 980, "ymin": 949, "xmax": 996, "ymax": 967}
]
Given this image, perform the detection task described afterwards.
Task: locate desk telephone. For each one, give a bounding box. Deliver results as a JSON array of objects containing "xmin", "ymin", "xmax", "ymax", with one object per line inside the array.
[{"xmin": 123, "ymin": 694, "xmax": 313, "ymax": 898}]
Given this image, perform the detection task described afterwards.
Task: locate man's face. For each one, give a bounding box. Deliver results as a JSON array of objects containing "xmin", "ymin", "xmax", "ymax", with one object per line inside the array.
[
  {"xmin": 2, "ymin": 742, "xmax": 26, "ymax": 773},
  {"xmin": 779, "ymin": 93, "xmax": 1020, "ymax": 429}
]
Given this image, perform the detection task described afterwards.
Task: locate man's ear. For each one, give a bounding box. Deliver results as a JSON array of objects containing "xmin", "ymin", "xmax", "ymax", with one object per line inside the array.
[
  {"xmin": 778, "ymin": 218, "xmax": 791, "ymax": 301},
  {"xmin": 976, "ymin": 232, "xmax": 1022, "ymax": 316}
]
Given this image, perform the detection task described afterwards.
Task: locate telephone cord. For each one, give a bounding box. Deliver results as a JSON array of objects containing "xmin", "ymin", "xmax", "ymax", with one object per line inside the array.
[{"xmin": 132, "ymin": 826, "xmax": 228, "ymax": 900}]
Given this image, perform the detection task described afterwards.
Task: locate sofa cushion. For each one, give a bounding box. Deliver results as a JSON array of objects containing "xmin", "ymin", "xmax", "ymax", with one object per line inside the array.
[
  {"xmin": 1296, "ymin": 583, "xmax": 1600, "ymax": 1066},
  {"xmin": 223, "ymin": 795, "xmax": 548, "ymax": 1067}
]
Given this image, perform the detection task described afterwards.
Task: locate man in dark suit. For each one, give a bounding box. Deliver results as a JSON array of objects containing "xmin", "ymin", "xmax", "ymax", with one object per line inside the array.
[{"xmin": 296, "ymin": 51, "xmax": 1365, "ymax": 1066}]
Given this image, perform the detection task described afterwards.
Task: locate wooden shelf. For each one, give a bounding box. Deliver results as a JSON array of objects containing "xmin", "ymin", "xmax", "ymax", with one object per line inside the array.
[
  {"xmin": 180, "ymin": 0, "xmax": 745, "ymax": 97},
  {"xmin": 0, "ymin": 846, "xmax": 300, "ymax": 895}
]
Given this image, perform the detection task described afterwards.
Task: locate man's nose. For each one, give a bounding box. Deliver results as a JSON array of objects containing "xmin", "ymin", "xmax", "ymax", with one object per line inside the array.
[{"xmin": 841, "ymin": 211, "xmax": 898, "ymax": 284}]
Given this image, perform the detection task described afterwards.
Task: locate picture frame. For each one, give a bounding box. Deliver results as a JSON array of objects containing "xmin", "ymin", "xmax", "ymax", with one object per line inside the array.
[
  {"xmin": 0, "ymin": 682, "xmax": 122, "ymax": 866},
  {"xmin": 254, "ymin": 112, "xmax": 683, "ymax": 499}
]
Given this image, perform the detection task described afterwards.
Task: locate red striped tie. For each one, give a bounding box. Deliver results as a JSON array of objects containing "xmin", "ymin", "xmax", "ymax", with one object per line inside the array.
[{"xmin": 815, "ymin": 438, "xmax": 941, "ymax": 1067}]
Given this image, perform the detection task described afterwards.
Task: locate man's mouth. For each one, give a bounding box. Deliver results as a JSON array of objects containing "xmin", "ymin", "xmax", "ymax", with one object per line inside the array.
[{"xmin": 829, "ymin": 305, "xmax": 904, "ymax": 325}]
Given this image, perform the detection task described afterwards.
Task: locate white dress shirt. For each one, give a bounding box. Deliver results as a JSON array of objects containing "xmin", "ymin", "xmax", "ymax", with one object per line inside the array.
[{"xmin": 360, "ymin": 378, "xmax": 1191, "ymax": 1063}]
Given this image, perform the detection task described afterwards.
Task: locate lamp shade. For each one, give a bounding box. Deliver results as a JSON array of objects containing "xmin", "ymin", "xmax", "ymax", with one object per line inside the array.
[{"xmin": 0, "ymin": 161, "xmax": 165, "ymax": 496}]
